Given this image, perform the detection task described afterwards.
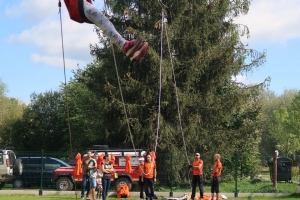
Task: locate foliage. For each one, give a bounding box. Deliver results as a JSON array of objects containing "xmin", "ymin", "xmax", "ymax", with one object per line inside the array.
[
  {"xmin": 258, "ymin": 89, "xmax": 298, "ymax": 161},
  {"xmin": 0, "ymin": 79, "xmax": 26, "ymax": 145},
  {"xmin": 268, "ymin": 92, "xmax": 300, "ymax": 160},
  {"xmin": 84, "ymin": 0, "xmax": 267, "ymax": 183},
  {"xmin": 11, "ymin": 91, "xmax": 70, "ymax": 151},
  {"xmin": 2, "ymin": 1, "xmax": 268, "ymax": 185}
]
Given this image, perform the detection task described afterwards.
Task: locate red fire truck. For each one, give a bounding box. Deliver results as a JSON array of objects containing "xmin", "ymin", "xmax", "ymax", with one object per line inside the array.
[{"xmin": 53, "ymin": 145, "xmax": 144, "ymax": 191}]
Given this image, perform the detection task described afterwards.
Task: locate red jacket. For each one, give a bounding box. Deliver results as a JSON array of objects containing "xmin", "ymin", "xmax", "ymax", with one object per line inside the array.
[{"xmin": 64, "ymin": 0, "xmax": 93, "ymax": 23}]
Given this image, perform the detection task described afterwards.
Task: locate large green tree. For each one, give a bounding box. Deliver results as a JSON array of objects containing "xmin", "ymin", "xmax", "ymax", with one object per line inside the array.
[{"xmin": 73, "ymin": 0, "xmax": 267, "ymax": 164}]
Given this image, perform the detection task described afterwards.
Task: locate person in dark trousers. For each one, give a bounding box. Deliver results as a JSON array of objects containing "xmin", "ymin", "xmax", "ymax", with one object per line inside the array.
[
  {"xmin": 143, "ymin": 153, "xmax": 156, "ymax": 200},
  {"xmin": 101, "ymin": 153, "xmax": 114, "ymax": 200},
  {"xmin": 134, "ymin": 157, "xmax": 145, "ymax": 200},
  {"xmin": 190, "ymin": 153, "xmax": 204, "ymax": 200},
  {"xmin": 211, "ymin": 154, "xmax": 222, "ymax": 200},
  {"xmin": 81, "ymin": 151, "xmax": 92, "ymax": 199}
]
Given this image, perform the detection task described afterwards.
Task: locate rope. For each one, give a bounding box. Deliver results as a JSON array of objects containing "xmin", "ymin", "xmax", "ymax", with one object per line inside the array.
[
  {"xmin": 58, "ymin": 0, "xmax": 77, "ymax": 198},
  {"xmin": 58, "ymin": 0, "xmax": 73, "ymax": 154},
  {"xmin": 154, "ymin": 9, "xmax": 164, "ymax": 154},
  {"xmin": 102, "ymin": 0, "xmax": 138, "ymax": 158},
  {"xmin": 163, "ymin": 20, "xmax": 190, "ymax": 166},
  {"xmin": 110, "ymin": 45, "xmax": 137, "ymax": 156}
]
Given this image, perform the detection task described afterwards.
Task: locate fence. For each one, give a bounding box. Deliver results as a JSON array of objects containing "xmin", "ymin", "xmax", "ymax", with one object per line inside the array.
[{"xmin": 12, "ymin": 150, "xmax": 300, "ymax": 195}]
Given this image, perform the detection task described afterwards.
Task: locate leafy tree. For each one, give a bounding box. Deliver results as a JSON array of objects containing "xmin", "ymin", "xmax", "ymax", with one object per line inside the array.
[
  {"xmin": 0, "ymin": 79, "xmax": 26, "ymax": 145},
  {"xmin": 259, "ymin": 89, "xmax": 298, "ymax": 160},
  {"xmin": 269, "ymin": 92, "xmax": 300, "ymax": 160},
  {"xmin": 11, "ymin": 91, "xmax": 69, "ymax": 151}
]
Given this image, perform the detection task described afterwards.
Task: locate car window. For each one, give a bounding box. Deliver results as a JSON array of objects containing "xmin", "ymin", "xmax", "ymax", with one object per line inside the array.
[
  {"xmin": 23, "ymin": 158, "xmax": 42, "ymax": 169},
  {"xmin": 51, "ymin": 158, "xmax": 71, "ymax": 167},
  {"xmin": 0, "ymin": 154, "xmax": 3, "ymax": 165},
  {"xmin": 8, "ymin": 151, "xmax": 16, "ymax": 166},
  {"xmin": 44, "ymin": 158, "xmax": 63, "ymax": 170}
]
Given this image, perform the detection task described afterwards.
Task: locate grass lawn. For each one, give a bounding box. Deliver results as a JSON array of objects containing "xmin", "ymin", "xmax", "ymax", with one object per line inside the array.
[
  {"xmin": 0, "ymin": 194, "xmax": 300, "ymax": 200},
  {"xmin": 237, "ymin": 194, "xmax": 300, "ymax": 200},
  {"xmin": 156, "ymin": 178, "xmax": 299, "ymax": 193}
]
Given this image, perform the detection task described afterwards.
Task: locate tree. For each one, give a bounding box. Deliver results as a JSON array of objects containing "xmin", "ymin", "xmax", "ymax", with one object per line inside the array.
[
  {"xmin": 259, "ymin": 89, "xmax": 298, "ymax": 159},
  {"xmin": 0, "ymin": 79, "xmax": 26, "ymax": 145},
  {"xmin": 11, "ymin": 91, "xmax": 69, "ymax": 151},
  {"xmin": 69, "ymin": 0, "xmax": 268, "ymax": 184},
  {"xmin": 269, "ymin": 92, "xmax": 300, "ymax": 159}
]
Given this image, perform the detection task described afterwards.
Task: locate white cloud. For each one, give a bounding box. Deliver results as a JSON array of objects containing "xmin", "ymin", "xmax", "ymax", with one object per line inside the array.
[
  {"xmin": 30, "ymin": 53, "xmax": 85, "ymax": 69},
  {"xmin": 232, "ymin": 74, "xmax": 261, "ymax": 86},
  {"xmin": 5, "ymin": 0, "xmax": 104, "ymax": 67},
  {"xmin": 5, "ymin": 0, "xmax": 56, "ymax": 23},
  {"xmin": 235, "ymin": 0, "xmax": 300, "ymax": 44}
]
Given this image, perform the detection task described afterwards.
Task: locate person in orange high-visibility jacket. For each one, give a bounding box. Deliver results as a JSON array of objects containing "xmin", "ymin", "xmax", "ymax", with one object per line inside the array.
[
  {"xmin": 74, "ymin": 153, "xmax": 82, "ymax": 176},
  {"xmin": 143, "ymin": 153, "xmax": 156, "ymax": 200},
  {"xmin": 190, "ymin": 153, "xmax": 204, "ymax": 200},
  {"xmin": 125, "ymin": 154, "xmax": 132, "ymax": 173},
  {"xmin": 211, "ymin": 154, "xmax": 222, "ymax": 200},
  {"xmin": 134, "ymin": 157, "xmax": 145, "ymax": 200}
]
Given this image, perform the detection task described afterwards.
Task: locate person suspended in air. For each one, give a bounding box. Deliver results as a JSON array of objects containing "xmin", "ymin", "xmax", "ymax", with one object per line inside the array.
[{"xmin": 63, "ymin": 0, "xmax": 148, "ymax": 62}]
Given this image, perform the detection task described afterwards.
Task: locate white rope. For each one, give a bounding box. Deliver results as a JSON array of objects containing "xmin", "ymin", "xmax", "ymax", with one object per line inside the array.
[
  {"xmin": 154, "ymin": 9, "xmax": 164, "ymax": 153},
  {"xmin": 103, "ymin": 0, "xmax": 138, "ymax": 158},
  {"xmin": 164, "ymin": 23, "xmax": 190, "ymax": 165}
]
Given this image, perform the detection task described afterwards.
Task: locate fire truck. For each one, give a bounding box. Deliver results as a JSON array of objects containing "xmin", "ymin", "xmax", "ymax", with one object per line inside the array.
[{"xmin": 53, "ymin": 145, "xmax": 144, "ymax": 191}]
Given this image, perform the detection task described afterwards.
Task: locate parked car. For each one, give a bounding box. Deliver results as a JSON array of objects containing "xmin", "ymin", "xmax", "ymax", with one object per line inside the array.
[
  {"xmin": 0, "ymin": 146, "xmax": 22, "ymax": 189},
  {"xmin": 13, "ymin": 157, "xmax": 70, "ymax": 188},
  {"xmin": 65, "ymin": 159, "xmax": 75, "ymax": 166}
]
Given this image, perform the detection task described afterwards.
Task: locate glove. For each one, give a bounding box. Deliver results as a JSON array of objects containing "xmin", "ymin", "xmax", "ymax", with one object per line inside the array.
[{"xmin": 188, "ymin": 164, "xmax": 193, "ymax": 169}]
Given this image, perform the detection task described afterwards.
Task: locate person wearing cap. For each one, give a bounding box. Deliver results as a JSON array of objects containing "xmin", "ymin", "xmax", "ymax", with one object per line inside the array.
[
  {"xmin": 211, "ymin": 154, "xmax": 222, "ymax": 200},
  {"xmin": 190, "ymin": 153, "xmax": 204, "ymax": 200},
  {"xmin": 134, "ymin": 157, "xmax": 145, "ymax": 200}
]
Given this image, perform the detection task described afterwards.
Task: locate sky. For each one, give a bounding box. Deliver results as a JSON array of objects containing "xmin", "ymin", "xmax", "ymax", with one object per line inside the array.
[{"xmin": 0, "ymin": 0, "xmax": 300, "ymax": 104}]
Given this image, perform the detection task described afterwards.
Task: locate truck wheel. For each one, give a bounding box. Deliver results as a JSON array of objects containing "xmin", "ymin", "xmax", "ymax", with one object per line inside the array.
[
  {"xmin": 115, "ymin": 177, "xmax": 132, "ymax": 190},
  {"xmin": 13, "ymin": 159, "xmax": 23, "ymax": 176},
  {"xmin": 13, "ymin": 179, "xmax": 24, "ymax": 188},
  {"xmin": 56, "ymin": 177, "xmax": 73, "ymax": 191}
]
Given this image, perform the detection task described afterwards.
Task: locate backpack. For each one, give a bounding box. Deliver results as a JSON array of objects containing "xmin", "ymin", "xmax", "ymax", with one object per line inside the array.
[
  {"xmin": 87, "ymin": 159, "xmax": 96, "ymax": 177},
  {"xmin": 116, "ymin": 183, "xmax": 130, "ymax": 198},
  {"xmin": 64, "ymin": 0, "xmax": 93, "ymax": 24}
]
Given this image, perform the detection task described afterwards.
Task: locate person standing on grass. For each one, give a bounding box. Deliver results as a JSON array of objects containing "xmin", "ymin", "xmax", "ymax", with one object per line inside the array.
[
  {"xmin": 211, "ymin": 154, "xmax": 222, "ymax": 200},
  {"xmin": 87, "ymin": 153, "xmax": 98, "ymax": 200},
  {"xmin": 190, "ymin": 152, "xmax": 204, "ymax": 200},
  {"xmin": 134, "ymin": 157, "xmax": 145, "ymax": 200},
  {"xmin": 102, "ymin": 153, "xmax": 114, "ymax": 200},
  {"xmin": 81, "ymin": 151, "xmax": 92, "ymax": 199},
  {"xmin": 143, "ymin": 153, "xmax": 156, "ymax": 200}
]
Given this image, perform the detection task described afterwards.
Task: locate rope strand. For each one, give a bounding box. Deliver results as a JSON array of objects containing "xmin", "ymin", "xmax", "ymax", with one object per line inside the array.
[
  {"xmin": 164, "ymin": 22, "xmax": 190, "ymax": 165},
  {"xmin": 154, "ymin": 9, "xmax": 164, "ymax": 153},
  {"xmin": 58, "ymin": 0, "xmax": 73, "ymax": 154}
]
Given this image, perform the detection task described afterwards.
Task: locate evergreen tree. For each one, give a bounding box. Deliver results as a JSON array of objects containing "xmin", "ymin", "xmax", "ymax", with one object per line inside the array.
[{"xmin": 74, "ymin": 0, "xmax": 268, "ymax": 158}]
